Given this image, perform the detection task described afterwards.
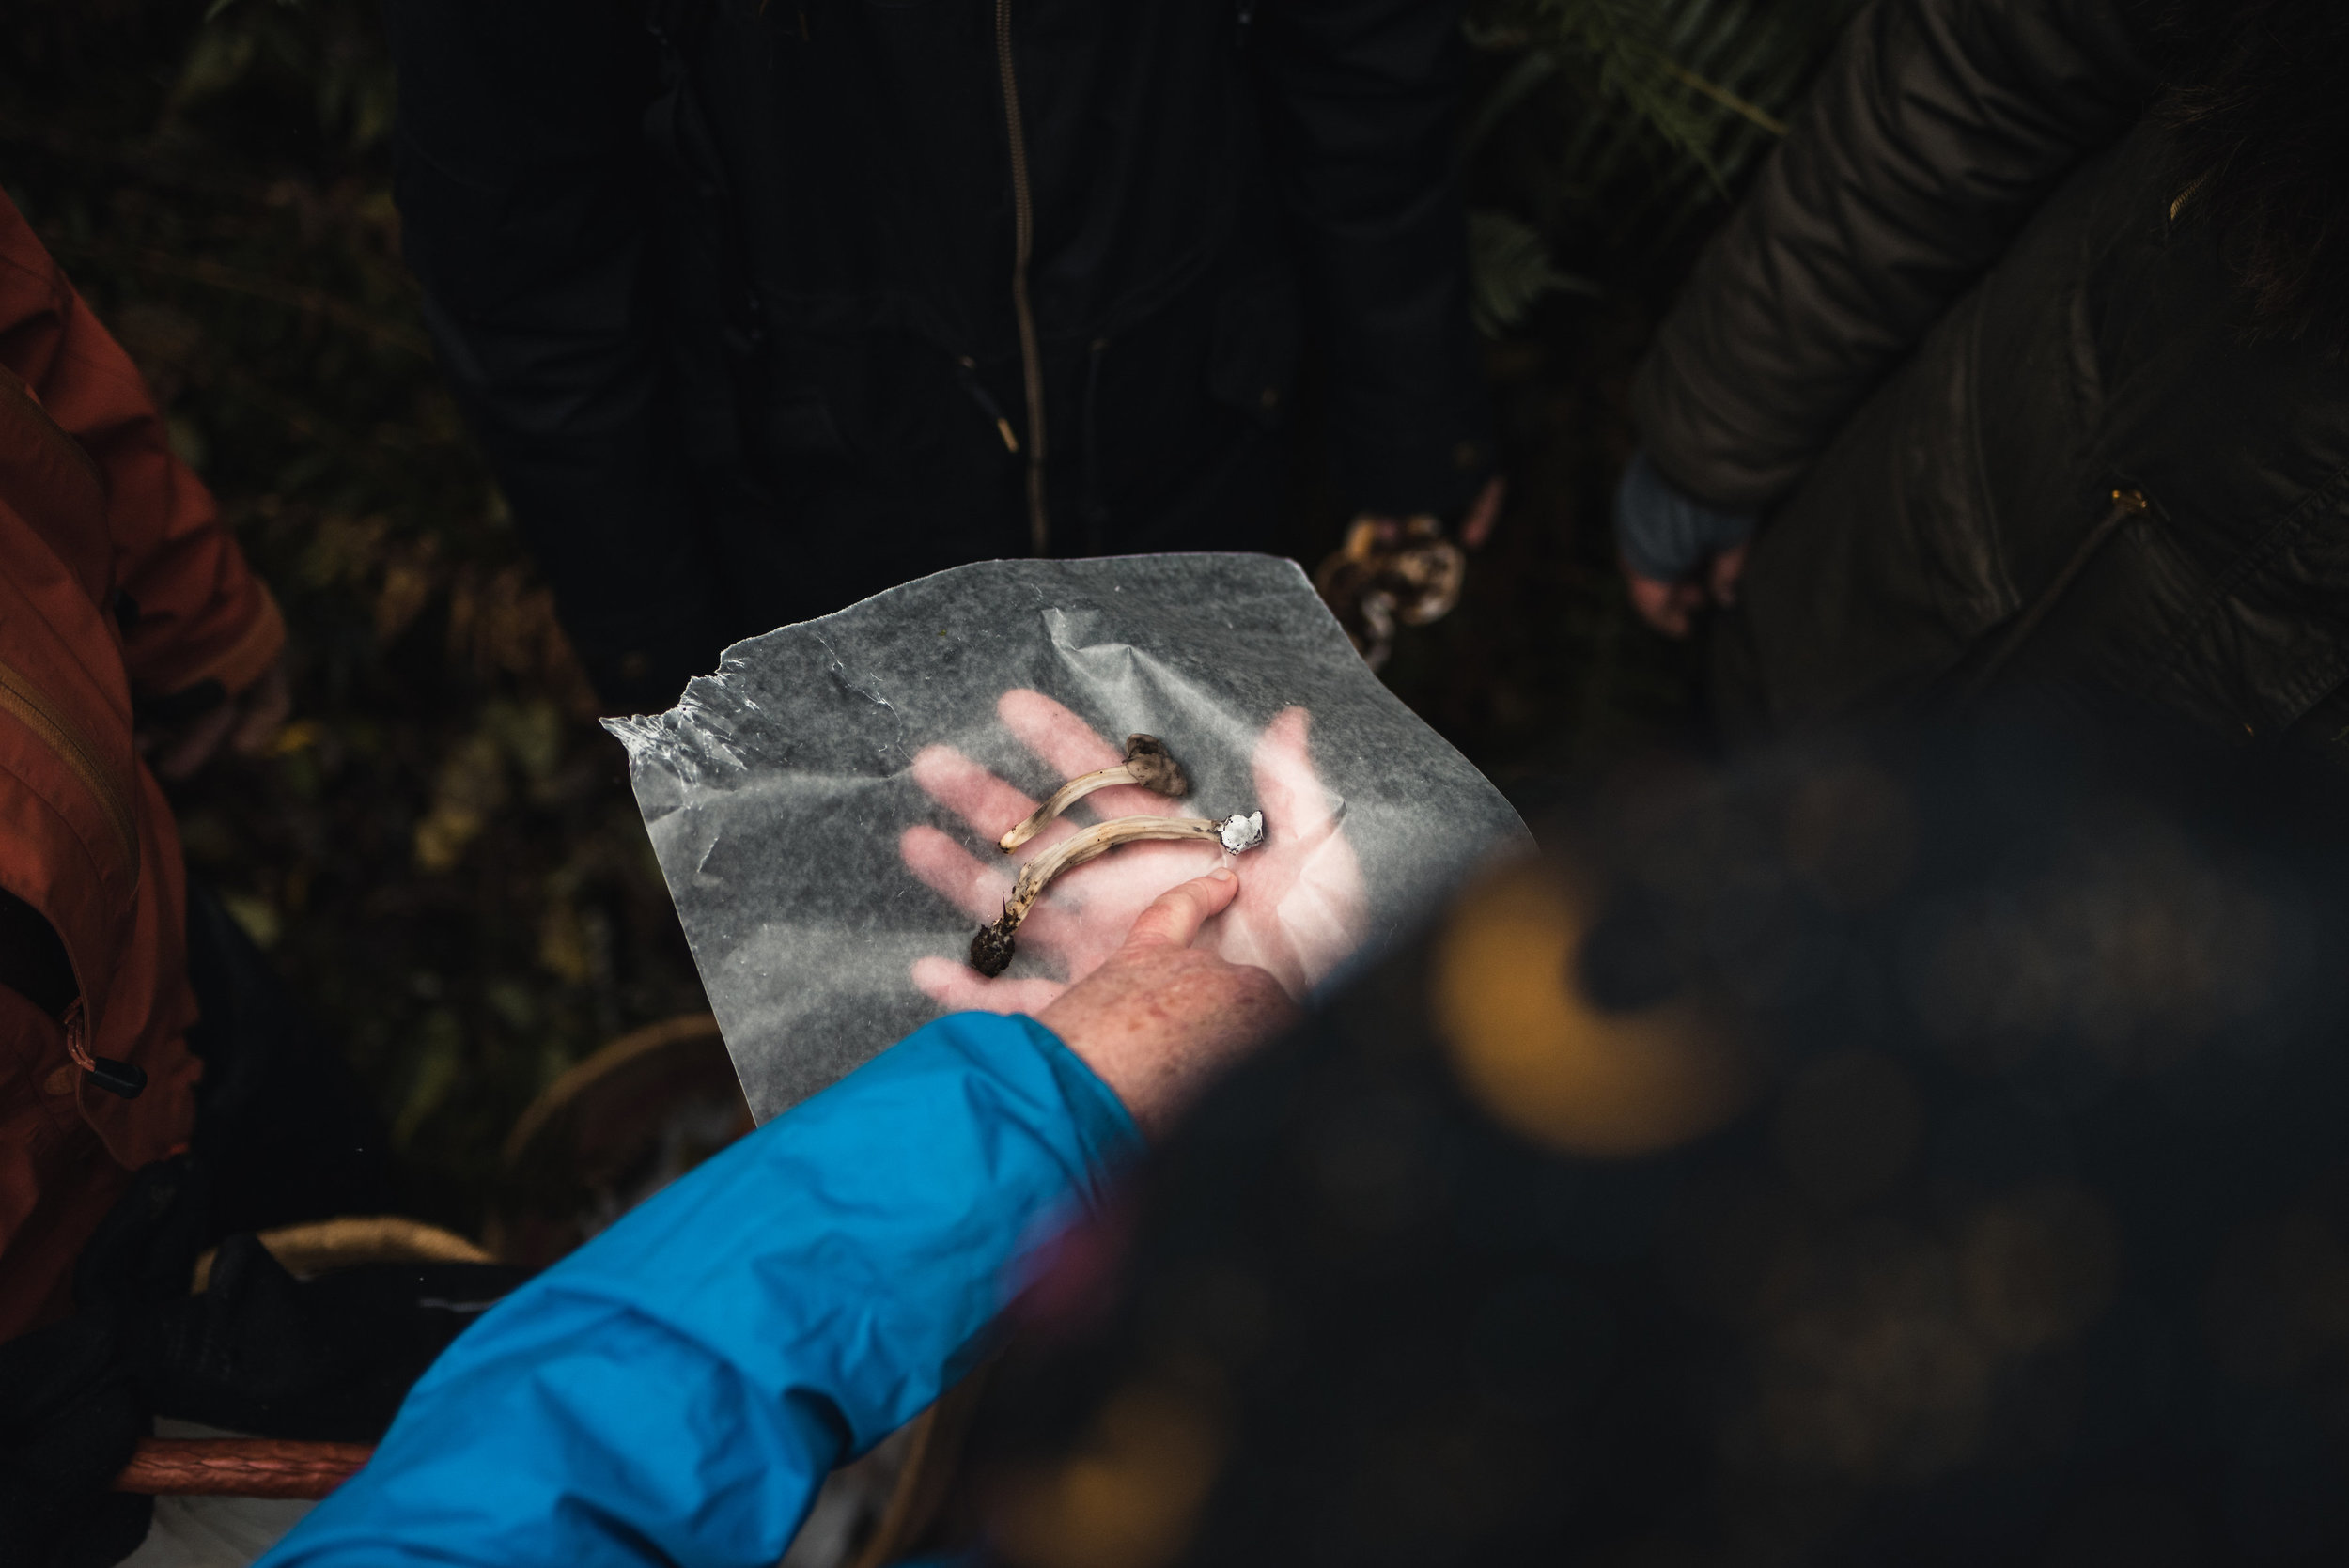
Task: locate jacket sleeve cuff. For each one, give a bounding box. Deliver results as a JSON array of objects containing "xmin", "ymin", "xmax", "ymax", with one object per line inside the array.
[{"xmin": 1613, "ymin": 450, "xmax": 1758, "ymax": 582}]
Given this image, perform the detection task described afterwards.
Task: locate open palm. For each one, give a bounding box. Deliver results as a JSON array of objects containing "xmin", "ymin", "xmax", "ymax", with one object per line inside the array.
[{"xmin": 901, "ymin": 690, "xmax": 1366, "ymax": 1016}]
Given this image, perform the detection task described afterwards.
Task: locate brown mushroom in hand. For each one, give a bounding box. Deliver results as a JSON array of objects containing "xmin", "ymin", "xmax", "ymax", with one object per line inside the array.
[
  {"xmin": 971, "ymin": 811, "xmax": 1265, "ymax": 977},
  {"xmin": 998, "ymin": 734, "xmax": 1190, "ymax": 853}
]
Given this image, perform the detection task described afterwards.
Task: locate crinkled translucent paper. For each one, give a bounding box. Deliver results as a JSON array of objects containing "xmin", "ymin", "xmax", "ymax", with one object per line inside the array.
[{"xmin": 608, "ymin": 554, "xmax": 1530, "ymax": 1121}]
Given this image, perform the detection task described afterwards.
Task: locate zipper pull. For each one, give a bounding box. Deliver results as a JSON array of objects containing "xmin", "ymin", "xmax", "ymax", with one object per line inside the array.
[
  {"xmin": 956, "ymin": 357, "xmax": 1021, "ymax": 454},
  {"xmin": 1958, "ymin": 486, "xmax": 2151, "ymax": 706},
  {"xmin": 63, "ymin": 999, "xmax": 147, "ymax": 1100}
]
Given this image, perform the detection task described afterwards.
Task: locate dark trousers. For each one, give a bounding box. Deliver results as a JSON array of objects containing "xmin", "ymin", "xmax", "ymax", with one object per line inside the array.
[{"xmin": 182, "ymin": 882, "xmax": 389, "ymax": 1241}]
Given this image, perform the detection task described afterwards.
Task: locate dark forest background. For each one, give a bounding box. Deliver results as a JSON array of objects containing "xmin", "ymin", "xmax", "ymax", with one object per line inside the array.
[{"xmin": 0, "ymin": 0, "xmax": 1854, "ymax": 1233}]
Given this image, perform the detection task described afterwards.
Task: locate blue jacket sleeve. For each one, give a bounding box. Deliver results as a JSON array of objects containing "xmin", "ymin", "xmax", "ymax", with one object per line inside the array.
[{"xmin": 258, "ymin": 1013, "xmax": 1140, "ymax": 1568}]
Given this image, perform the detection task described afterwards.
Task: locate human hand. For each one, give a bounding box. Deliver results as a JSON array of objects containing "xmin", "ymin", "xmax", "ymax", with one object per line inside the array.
[
  {"xmin": 140, "ymin": 656, "xmax": 293, "ymax": 780},
  {"xmin": 1612, "ymin": 450, "xmax": 1754, "ymax": 640},
  {"xmin": 1624, "ymin": 544, "xmax": 1749, "ymax": 640},
  {"xmin": 1460, "ymin": 474, "xmax": 1505, "ymax": 550},
  {"xmin": 1034, "ymin": 869, "xmax": 1300, "ymax": 1139},
  {"xmin": 900, "ymin": 691, "xmax": 1366, "ymax": 1017}
]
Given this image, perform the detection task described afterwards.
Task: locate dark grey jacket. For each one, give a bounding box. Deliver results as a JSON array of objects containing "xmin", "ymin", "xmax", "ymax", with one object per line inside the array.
[{"xmin": 1634, "ymin": 0, "xmax": 2349, "ymax": 750}]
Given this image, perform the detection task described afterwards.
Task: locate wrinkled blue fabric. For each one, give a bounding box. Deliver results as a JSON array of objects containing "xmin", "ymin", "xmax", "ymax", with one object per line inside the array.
[
  {"xmin": 1612, "ymin": 448, "xmax": 1757, "ymax": 582},
  {"xmin": 258, "ymin": 1012, "xmax": 1139, "ymax": 1568}
]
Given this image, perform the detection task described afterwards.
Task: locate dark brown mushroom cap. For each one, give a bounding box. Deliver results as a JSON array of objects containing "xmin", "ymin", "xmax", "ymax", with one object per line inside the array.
[
  {"xmin": 1122, "ymin": 734, "xmax": 1190, "ymax": 798},
  {"xmin": 970, "ymin": 916, "xmax": 1019, "ymax": 978}
]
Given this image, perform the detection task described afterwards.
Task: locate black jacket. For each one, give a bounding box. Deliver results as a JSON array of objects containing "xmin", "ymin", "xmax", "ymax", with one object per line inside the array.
[
  {"xmin": 386, "ymin": 0, "xmax": 1491, "ymax": 711},
  {"xmin": 1634, "ymin": 0, "xmax": 2349, "ymax": 754}
]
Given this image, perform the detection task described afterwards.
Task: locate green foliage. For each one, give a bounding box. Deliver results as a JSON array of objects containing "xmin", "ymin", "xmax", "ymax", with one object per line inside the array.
[
  {"xmin": 1462, "ymin": 0, "xmax": 1863, "ymax": 330},
  {"xmin": 1, "ymin": 0, "xmax": 706, "ymax": 1232},
  {"xmin": 1468, "ymin": 209, "xmax": 1601, "ymax": 335},
  {"xmin": 183, "ymin": 0, "xmax": 395, "ymax": 151}
]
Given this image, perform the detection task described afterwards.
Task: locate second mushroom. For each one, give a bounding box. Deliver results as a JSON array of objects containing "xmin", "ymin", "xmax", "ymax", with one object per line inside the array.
[
  {"xmin": 971, "ymin": 734, "xmax": 1265, "ymax": 978},
  {"xmin": 997, "ymin": 733, "xmax": 1190, "ymax": 850}
]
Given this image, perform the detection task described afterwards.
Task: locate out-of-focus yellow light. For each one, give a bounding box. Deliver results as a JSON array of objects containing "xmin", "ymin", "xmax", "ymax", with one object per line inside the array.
[
  {"xmin": 988, "ymin": 1378, "xmax": 1226, "ymax": 1568},
  {"xmin": 1432, "ymin": 859, "xmax": 1749, "ymax": 1158}
]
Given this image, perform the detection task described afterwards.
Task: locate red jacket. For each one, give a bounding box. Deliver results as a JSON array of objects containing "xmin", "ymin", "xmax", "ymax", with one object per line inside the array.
[{"xmin": 0, "ymin": 194, "xmax": 285, "ymax": 1339}]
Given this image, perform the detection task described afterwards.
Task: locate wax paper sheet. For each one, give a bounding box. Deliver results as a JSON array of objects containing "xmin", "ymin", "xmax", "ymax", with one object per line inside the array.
[{"xmin": 608, "ymin": 553, "xmax": 1530, "ymax": 1122}]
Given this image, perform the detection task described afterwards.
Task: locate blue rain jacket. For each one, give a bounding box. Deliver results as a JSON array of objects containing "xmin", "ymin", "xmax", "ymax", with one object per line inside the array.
[{"xmin": 259, "ymin": 1012, "xmax": 1138, "ymax": 1568}]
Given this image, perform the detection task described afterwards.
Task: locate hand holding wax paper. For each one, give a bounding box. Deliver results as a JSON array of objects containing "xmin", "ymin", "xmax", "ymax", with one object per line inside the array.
[
  {"xmin": 608, "ymin": 555, "xmax": 1529, "ymax": 1122},
  {"xmin": 902, "ymin": 694, "xmax": 1363, "ymax": 1014}
]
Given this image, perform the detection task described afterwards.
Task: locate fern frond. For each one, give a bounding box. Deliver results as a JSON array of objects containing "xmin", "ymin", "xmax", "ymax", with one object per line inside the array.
[
  {"xmin": 1466, "ymin": 0, "xmax": 1863, "ymax": 251},
  {"xmin": 1469, "ymin": 210, "xmax": 1601, "ymax": 336}
]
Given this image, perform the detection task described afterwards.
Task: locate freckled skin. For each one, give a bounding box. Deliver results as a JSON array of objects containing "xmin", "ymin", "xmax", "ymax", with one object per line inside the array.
[{"xmin": 1038, "ymin": 872, "xmax": 1299, "ymax": 1141}]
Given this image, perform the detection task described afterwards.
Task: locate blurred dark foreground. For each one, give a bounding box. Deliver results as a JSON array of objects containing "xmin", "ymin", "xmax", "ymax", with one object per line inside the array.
[{"xmin": 968, "ymin": 700, "xmax": 2349, "ymax": 1567}]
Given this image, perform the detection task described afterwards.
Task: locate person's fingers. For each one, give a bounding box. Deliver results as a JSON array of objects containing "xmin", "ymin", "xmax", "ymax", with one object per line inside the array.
[
  {"xmin": 999, "ymin": 689, "xmax": 1184, "ymax": 818},
  {"xmin": 1250, "ymin": 707, "xmax": 1335, "ymax": 854},
  {"xmin": 155, "ymin": 705, "xmax": 239, "ymax": 780},
  {"xmin": 1121, "ymin": 867, "xmax": 1242, "ymax": 951},
  {"xmin": 911, "ymin": 955, "xmax": 1066, "ymax": 1017},
  {"xmin": 999, "ymin": 690, "xmax": 1122, "ymax": 774},
  {"xmin": 1625, "ymin": 570, "xmax": 1695, "ymax": 639},
  {"xmin": 901, "ymin": 825, "xmax": 1087, "ymax": 954},
  {"xmin": 1709, "ymin": 542, "xmax": 1750, "ymax": 607},
  {"xmin": 900, "ymin": 826, "xmax": 1014, "ymax": 920},
  {"xmin": 1624, "ymin": 569, "xmax": 1672, "ymax": 630},
  {"xmin": 1461, "ymin": 476, "xmax": 1505, "ymax": 551},
  {"xmin": 910, "ymin": 744, "xmax": 1044, "ymax": 841},
  {"xmin": 229, "ymin": 666, "xmax": 293, "ymax": 755}
]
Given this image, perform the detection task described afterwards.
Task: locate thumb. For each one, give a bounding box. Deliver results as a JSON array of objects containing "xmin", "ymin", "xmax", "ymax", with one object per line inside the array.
[
  {"xmin": 1709, "ymin": 542, "xmax": 1750, "ymax": 607},
  {"xmin": 1122, "ymin": 867, "xmax": 1240, "ymax": 951},
  {"xmin": 1626, "ymin": 572, "xmax": 1689, "ymax": 638}
]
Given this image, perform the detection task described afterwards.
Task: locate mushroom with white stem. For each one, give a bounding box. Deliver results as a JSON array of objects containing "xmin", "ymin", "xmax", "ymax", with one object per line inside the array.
[
  {"xmin": 997, "ymin": 734, "xmax": 1190, "ymax": 852},
  {"xmin": 970, "ymin": 810, "xmax": 1266, "ymax": 977}
]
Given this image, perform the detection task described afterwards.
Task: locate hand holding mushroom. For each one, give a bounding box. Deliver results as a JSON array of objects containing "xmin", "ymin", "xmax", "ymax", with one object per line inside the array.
[
  {"xmin": 995, "ymin": 733, "xmax": 1191, "ymax": 851},
  {"xmin": 1032, "ymin": 867, "xmax": 1303, "ymax": 1140},
  {"xmin": 900, "ymin": 690, "xmax": 1368, "ymax": 1017}
]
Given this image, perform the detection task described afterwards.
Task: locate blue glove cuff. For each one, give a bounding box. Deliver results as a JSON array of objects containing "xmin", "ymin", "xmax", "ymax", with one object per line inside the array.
[{"xmin": 1612, "ymin": 450, "xmax": 1757, "ymax": 582}]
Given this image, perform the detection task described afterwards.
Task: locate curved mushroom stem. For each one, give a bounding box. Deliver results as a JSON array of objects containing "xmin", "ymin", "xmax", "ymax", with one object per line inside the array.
[
  {"xmin": 998, "ymin": 734, "xmax": 1190, "ymax": 852},
  {"xmin": 970, "ymin": 810, "xmax": 1265, "ymax": 977}
]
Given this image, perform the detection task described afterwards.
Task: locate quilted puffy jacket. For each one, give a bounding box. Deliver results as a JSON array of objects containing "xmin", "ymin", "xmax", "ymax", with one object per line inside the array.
[{"xmin": 1633, "ymin": 0, "xmax": 2349, "ymax": 752}]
